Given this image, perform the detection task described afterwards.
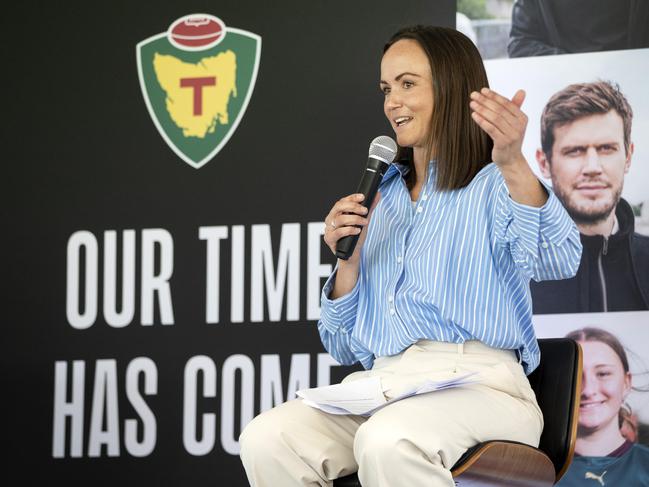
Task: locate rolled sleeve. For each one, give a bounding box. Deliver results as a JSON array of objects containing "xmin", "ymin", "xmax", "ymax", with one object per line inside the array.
[
  {"xmin": 496, "ymin": 178, "xmax": 582, "ymax": 281},
  {"xmin": 319, "ymin": 269, "xmax": 360, "ymax": 334},
  {"xmin": 317, "ymin": 269, "xmax": 361, "ymax": 366}
]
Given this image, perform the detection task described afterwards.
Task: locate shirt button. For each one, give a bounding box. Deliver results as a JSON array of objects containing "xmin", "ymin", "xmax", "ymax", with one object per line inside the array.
[
  {"xmin": 396, "ymin": 256, "xmax": 402, "ymax": 264},
  {"xmin": 390, "ymin": 309, "xmax": 396, "ymax": 315},
  {"xmin": 421, "ymin": 195, "xmax": 428, "ymax": 201},
  {"xmin": 388, "ymin": 295, "xmax": 394, "ymax": 302},
  {"xmin": 541, "ymin": 242, "xmax": 549, "ymax": 249},
  {"xmin": 416, "ymin": 206, "xmax": 423, "ymax": 213}
]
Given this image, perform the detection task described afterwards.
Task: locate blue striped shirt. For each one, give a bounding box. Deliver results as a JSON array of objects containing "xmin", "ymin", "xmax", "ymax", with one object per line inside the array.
[{"xmin": 318, "ymin": 162, "xmax": 582, "ymax": 374}]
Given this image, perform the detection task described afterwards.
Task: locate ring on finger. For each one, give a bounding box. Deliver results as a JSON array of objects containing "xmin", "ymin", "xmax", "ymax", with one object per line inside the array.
[{"xmin": 329, "ymin": 219, "xmax": 337, "ymax": 229}]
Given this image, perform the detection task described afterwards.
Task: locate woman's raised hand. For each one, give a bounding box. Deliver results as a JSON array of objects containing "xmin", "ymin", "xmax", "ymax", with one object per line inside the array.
[
  {"xmin": 323, "ymin": 192, "xmax": 381, "ymax": 264},
  {"xmin": 469, "ymin": 88, "xmax": 528, "ymax": 168},
  {"xmin": 470, "ymin": 87, "xmax": 548, "ymax": 207}
]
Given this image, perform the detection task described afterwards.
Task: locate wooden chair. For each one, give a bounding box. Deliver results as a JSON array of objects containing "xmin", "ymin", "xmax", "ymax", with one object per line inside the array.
[{"xmin": 334, "ymin": 338, "xmax": 582, "ymax": 487}]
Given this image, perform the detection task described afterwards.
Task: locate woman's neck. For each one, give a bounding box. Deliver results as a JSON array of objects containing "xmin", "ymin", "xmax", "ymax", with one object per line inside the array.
[
  {"xmin": 576, "ymin": 420, "xmax": 627, "ymax": 456},
  {"xmin": 411, "ymin": 146, "xmax": 429, "ymax": 186}
]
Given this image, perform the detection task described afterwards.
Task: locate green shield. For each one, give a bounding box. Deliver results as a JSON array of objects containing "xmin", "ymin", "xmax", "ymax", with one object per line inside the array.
[{"xmin": 137, "ymin": 25, "xmax": 261, "ymax": 169}]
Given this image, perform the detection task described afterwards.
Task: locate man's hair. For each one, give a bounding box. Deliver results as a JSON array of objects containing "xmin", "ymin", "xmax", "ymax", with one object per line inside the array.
[
  {"xmin": 541, "ymin": 80, "xmax": 633, "ymax": 161},
  {"xmin": 384, "ymin": 26, "xmax": 493, "ymax": 190}
]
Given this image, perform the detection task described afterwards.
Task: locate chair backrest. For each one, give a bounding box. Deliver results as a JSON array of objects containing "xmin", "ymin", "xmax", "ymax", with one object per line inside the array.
[{"xmin": 527, "ymin": 338, "xmax": 582, "ymax": 482}]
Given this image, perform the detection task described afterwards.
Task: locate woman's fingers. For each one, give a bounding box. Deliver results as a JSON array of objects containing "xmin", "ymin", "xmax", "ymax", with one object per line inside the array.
[
  {"xmin": 473, "ymin": 88, "xmax": 526, "ymax": 119},
  {"xmin": 325, "ymin": 213, "xmax": 369, "ymax": 238},
  {"xmin": 325, "ymin": 194, "xmax": 367, "ymax": 225},
  {"xmin": 511, "ymin": 89, "xmax": 526, "ymax": 109},
  {"xmin": 470, "ymin": 95, "xmax": 516, "ymax": 129},
  {"xmin": 471, "ymin": 110, "xmax": 506, "ymax": 141},
  {"xmin": 330, "ymin": 225, "xmax": 362, "ymax": 240},
  {"xmin": 323, "ymin": 223, "xmax": 362, "ymax": 252},
  {"xmin": 470, "ymin": 88, "xmax": 527, "ymax": 132},
  {"xmin": 323, "ymin": 193, "xmax": 373, "ymax": 254},
  {"xmin": 336, "ymin": 213, "xmax": 369, "ymax": 227},
  {"xmin": 470, "ymin": 88, "xmax": 527, "ymax": 146},
  {"xmin": 470, "ymin": 87, "xmax": 530, "ymax": 167},
  {"xmin": 323, "ymin": 191, "xmax": 381, "ymax": 256},
  {"xmin": 470, "ymin": 103, "xmax": 513, "ymax": 141}
]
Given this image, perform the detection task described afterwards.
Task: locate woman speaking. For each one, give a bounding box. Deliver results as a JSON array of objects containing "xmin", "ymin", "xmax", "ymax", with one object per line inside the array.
[{"xmin": 240, "ymin": 25, "xmax": 582, "ymax": 487}]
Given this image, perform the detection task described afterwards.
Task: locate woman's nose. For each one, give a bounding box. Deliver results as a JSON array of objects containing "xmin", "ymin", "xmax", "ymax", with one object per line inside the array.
[
  {"xmin": 581, "ymin": 371, "xmax": 597, "ymax": 398},
  {"xmin": 385, "ymin": 92, "xmax": 402, "ymax": 110}
]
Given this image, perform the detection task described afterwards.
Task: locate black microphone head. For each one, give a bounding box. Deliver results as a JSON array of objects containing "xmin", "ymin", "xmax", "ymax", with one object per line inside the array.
[{"xmin": 369, "ymin": 136, "xmax": 398, "ymax": 164}]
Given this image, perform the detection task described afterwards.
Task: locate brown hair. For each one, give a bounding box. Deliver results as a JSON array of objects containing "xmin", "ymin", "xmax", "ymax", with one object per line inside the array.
[
  {"xmin": 384, "ymin": 26, "xmax": 493, "ymax": 191},
  {"xmin": 541, "ymin": 81, "xmax": 633, "ymax": 162},
  {"xmin": 566, "ymin": 327, "xmax": 635, "ymax": 437}
]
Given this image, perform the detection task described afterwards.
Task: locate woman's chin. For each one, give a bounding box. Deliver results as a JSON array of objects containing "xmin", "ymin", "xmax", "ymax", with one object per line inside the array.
[
  {"xmin": 577, "ymin": 413, "xmax": 616, "ymax": 434},
  {"xmin": 395, "ymin": 134, "xmax": 414, "ymax": 148}
]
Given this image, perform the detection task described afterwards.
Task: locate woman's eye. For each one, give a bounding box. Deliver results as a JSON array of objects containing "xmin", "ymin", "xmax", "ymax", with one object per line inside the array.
[
  {"xmin": 381, "ymin": 87, "xmax": 390, "ymax": 95},
  {"xmin": 403, "ymin": 80, "xmax": 414, "ymax": 89}
]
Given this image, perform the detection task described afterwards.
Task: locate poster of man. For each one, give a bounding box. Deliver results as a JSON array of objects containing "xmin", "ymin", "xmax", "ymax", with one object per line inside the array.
[
  {"xmin": 531, "ymin": 81, "xmax": 649, "ymax": 313},
  {"xmin": 484, "ymin": 43, "xmax": 649, "ymax": 486}
]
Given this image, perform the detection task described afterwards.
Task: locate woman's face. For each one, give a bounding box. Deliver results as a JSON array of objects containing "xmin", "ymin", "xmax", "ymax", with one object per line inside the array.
[
  {"xmin": 578, "ymin": 340, "xmax": 632, "ymax": 432},
  {"xmin": 380, "ymin": 39, "xmax": 434, "ymax": 151}
]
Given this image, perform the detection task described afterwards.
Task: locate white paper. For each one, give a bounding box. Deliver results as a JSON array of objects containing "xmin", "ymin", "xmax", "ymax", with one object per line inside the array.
[{"xmin": 296, "ymin": 372, "xmax": 480, "ymax": 417}]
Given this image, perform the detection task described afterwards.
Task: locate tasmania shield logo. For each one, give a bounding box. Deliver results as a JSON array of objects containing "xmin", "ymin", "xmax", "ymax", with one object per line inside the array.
[{"xmin": 137, "ymin": 14, "xmax": 261, "ymax": 169}]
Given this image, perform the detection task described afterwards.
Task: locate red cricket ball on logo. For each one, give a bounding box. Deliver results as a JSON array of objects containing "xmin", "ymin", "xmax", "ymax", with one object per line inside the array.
[{"xmin": 168, "ymin": 14, "xmax": 225, "ymax": 51}]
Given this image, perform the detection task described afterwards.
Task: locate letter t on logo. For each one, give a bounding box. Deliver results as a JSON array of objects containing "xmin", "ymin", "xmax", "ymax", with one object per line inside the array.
[{"xmin": 180, "ymin": 77, "xmax": 217, "ymax": 116}]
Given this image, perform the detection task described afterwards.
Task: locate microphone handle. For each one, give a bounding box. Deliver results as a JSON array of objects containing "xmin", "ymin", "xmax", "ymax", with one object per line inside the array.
[{"xmin": 335, "ymin": 157, "xmax": 389, "ymax": 260}]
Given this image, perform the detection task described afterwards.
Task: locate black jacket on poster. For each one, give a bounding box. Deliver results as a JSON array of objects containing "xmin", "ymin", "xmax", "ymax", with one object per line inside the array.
[
  {"xmin": 508, "ymin": 0, "xmax": 649, "ymax": 57},
  {"xmin": 530, "ymin": 198, "xmax": 649, "ymax": 314}
]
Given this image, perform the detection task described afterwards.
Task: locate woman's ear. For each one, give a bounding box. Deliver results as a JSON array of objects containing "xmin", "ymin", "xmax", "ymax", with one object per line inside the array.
[{"xmin": 623, "ymin": 371, "xmax": 632, "ymax": 397}]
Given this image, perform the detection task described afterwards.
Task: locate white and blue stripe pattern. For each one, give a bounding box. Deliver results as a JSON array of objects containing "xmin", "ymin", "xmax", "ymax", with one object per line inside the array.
[{"xmin": 318, "ymin": 162, "xmax": 582, "ymax": 374}]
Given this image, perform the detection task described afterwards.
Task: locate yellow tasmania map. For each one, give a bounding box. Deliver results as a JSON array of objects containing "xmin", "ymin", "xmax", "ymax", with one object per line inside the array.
[{"xmin": 153, "ymin": 51, "xmax": 237, "ymax": 138}]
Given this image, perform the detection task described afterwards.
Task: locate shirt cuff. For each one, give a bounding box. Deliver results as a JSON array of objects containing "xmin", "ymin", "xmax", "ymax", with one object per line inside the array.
[
  {"xmin": 503, "ymin": 178, "xmax": 574, "ymax": 250},
  {"xmin": 536, "ymin": 180, "xmax": 578, "ymax": 245},
  {"xmin": 319, "ymin": 269, "xmax": 360, "ymax": 335}
]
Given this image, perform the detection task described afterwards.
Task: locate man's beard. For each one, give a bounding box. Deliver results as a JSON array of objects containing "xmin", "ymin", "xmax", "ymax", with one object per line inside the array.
[{"xmin": 552, "ymin": 178, "xmax": 622, "ymax": 226}]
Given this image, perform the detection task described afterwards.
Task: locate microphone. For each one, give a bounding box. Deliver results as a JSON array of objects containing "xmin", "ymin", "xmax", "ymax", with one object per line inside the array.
[{"xmin": 336, "ymin": 135, "xmax": 398, "ymax": 260}]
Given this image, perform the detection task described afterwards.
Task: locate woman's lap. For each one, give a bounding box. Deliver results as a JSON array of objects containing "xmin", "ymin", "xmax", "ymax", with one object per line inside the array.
[{"xmin": 239, "ymin": 342, "xmax": 543, "ymax": 486}]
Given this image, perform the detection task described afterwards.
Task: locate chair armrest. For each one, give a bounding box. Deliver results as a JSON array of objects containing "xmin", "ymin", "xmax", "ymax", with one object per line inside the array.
[{"xmin": 451, "ymin": 440, "xmax": 555, "ymax": 486}]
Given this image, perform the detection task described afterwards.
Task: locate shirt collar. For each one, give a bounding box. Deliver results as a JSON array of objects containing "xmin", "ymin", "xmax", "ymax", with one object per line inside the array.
[
  {"xmin": 382, "ymin": 160, "xmax": 437, "ymax": 184},
  {"xmin": 381, "ymin": 162, "xmax": 409, "ymax": 184}
]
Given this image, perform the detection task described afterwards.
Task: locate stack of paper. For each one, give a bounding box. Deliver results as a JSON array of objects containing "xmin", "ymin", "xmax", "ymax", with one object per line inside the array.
[{"xmin": 296, "ymin": 372, "xmax": 480, "ymax": 416}]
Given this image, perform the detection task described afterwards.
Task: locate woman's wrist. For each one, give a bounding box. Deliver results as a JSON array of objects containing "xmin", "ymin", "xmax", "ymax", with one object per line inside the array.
[
  {"xmin": 331, "ymin": 258, "xmax": 360, "ymax": 299},
  {"xmin": 338, "ymin": 256, "xmax": 360, "ymax": 269},
  {"xmin": 499, "ymin": 156, "xmax": 548, "ymax": 207}
]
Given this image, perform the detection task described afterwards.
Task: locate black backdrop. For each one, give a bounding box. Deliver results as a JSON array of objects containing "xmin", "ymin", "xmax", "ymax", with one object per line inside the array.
[{"xmin": 3, "ymin": 1, "xmax": 454, "ymax": 484}]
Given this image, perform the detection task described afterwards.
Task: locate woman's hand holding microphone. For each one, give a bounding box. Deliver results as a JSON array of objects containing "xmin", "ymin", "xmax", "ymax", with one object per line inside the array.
[{"xmin": 323, "ymin": 192, "xmax": 380, "ymax": 299}]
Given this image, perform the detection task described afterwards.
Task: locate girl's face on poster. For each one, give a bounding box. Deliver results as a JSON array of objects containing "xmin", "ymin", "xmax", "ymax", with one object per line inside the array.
[
  {"xmin": 579, "ymin": 340, "xmax": 632, "ymax": 432},
  {"xmin": 380, "ymin": 39, "xmax": 434, "ymax": 151}
]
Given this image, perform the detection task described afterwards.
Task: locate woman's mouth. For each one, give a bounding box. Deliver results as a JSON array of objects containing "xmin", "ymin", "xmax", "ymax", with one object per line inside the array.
[
  {"xmin": 580, "ymin": 400, "xmax": 605, "ymax": 410},
  {"xmin": 394, "ymin": 116, "xmax": 412, "ymax": 128}
]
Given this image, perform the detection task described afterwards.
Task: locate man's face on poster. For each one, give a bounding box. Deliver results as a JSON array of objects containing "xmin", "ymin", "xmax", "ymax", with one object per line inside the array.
[{"xmin": 537, "ymin": 111, "xmax": 633, "ymax": 226}]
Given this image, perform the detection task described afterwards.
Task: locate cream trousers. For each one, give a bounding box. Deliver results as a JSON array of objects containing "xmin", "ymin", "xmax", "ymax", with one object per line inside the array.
[{"xmin": 239, "ymin": 340, "xmax": 543, "ymax": 487}]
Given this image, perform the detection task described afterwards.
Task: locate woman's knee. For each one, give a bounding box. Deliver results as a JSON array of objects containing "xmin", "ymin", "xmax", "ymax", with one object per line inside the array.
[
  {"xmin": 353, "ymin": 420, "xmax": 430, "ymax": 466},
  {"xmin": 239, "ymin": 410, "xmax": 279, "ymax": 462},
  {"xmin": 239, "ymin": 400, "xmax": 326, "ymax": 462}
]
